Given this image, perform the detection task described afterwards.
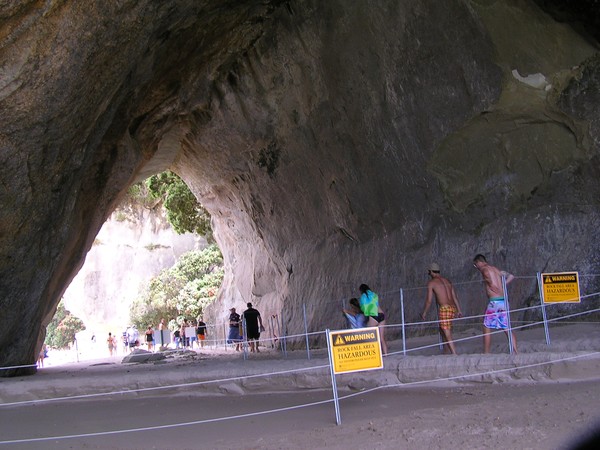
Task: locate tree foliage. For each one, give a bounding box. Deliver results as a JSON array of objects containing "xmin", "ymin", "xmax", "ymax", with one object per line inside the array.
[
  {"xmin": 45, "ymin": 301, "xmax": 86, "ymax": 349},
  {"xmin": 130, "ymin": 245, "xmax": 224, "ymax": 330},
  {"xmin": 145, "ymin": 171, "xmax": 213, "ymax": 241}
]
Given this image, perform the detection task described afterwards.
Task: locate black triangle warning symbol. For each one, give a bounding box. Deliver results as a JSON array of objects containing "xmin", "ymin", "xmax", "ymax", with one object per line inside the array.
[
  {"xmin": 334, "ymin": 335, "xmax": 345, "ymax": 345},
  {"xmin": 545, "ymin": 276, "xmax": 553, "ymax": 283}
]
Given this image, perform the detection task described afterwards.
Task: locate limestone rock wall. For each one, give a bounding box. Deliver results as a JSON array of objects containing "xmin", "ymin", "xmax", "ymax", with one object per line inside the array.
[
  {"xmin": 1, "ymin": 0, "xmax": 599, "ymax": 373},
  {"xmin": 181, "ymin": 0, "xmax": 600, "ymax": 336},
  {"xmin": 62, "ymin": 206, "xmax": 205, "ymax": 332}
]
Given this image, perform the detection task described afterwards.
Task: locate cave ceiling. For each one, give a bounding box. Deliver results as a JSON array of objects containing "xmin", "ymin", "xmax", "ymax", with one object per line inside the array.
[{"xmin": 0, "ymin": 0, "xmax": 599, "ymax": 374}]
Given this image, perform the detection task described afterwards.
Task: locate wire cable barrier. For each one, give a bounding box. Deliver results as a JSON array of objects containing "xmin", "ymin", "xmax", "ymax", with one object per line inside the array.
[
  {"xmin": 1, "ymin": 288, "xmax": 598, "ymax": 377},
  {"xmin": 0, "ymin": 349, "xmax": 597, "ymax": 445},
  {"xmin": 1, "ymin": 297, "xmax": 599, "ymax": 445}
]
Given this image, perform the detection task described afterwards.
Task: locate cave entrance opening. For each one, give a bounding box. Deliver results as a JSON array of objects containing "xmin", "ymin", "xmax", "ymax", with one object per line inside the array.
[{"xmin": 52, "ymin": 171, "xmax": 223, "ymax": 365}]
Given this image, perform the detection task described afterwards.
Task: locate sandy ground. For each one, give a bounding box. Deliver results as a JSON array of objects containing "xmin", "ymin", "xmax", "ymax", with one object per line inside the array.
[{"xmin": 1, "ymin": 323, "xmax": 600, "ymax": 449}]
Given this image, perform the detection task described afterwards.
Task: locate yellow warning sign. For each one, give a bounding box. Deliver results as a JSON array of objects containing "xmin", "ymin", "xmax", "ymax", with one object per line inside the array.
[
  {"xmin": 328, "ymin": 327, "xmax": 383, "ymax": 374},
  {"xmin": 541, "ymin": 272, "xmax": 580, "ymax": 303}
]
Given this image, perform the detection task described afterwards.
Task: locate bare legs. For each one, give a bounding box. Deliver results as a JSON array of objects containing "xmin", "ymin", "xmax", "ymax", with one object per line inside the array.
[
  {"xmin": 483, "ymin": 327, "xmax": 518, "ymax": 354},
  {"xmin": 368, "ymin": 317, "xmax": 388, "ymax": 355},
  {"xmin": 248, "ymin": 339, "xmax": 260, "ymax": 352},
  {"xmin": 440, "ymin": 328, "xmax": 457, "ymax": 355}
]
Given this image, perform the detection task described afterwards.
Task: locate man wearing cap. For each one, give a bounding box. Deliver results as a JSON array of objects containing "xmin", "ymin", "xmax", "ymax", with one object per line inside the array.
[{"xmin": 421, "ymin": 263, "xmax": 463, "ymax": 355}]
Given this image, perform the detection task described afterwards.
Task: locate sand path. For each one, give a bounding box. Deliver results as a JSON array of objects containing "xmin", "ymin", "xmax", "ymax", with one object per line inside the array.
[{"xmin": 1, "ymin": 323, "xmax": 599, "ymax": 449}]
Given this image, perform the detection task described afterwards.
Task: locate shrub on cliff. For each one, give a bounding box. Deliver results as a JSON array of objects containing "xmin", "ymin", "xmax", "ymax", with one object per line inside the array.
[
  {"xmin": 45, "ymin": 301, "xmax": 86, "ymax": 349},
  {"xmin": 146, "ymin": 171, "xmax": 213, "ymax": 242},
  {"xmin": 130, "ymin": 245, "xmax": 223, "ymax": 329}
]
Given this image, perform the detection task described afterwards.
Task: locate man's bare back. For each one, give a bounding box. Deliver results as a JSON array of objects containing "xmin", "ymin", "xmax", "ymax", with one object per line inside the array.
[
  {"xmin": 421, "ymin": 264, "xmax": 462, "ymax": 355},
  {"xmin": 477, "ymin": 263, "xmax": 514, "ymax": 299},
  {"xmin": 421, "ymin": 268, "xmax": 462, "ymax": 320},
  {"xmin": 429, "ymin": 277, "xmax": 458, "ymax": 308}
]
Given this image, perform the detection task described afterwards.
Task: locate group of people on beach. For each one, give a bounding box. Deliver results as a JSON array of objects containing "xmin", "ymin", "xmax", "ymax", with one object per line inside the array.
[
  {"xmin": 344, "ymin": 254, "xmax": 518, "ymax": 356},
  {"xmin": 104, "ymin": 317, "xmax": 209, "ymax": 356},
  {"xmin": 101, "ymin": 307, "xmax": 265, "ymax": 357},
  {"xmin": 172, "ymin": 318, "xmax": 208, "ymax": 349},
  {"xmin": 102, "ymin": 254, "xmax": 514, "ymax": 360}
]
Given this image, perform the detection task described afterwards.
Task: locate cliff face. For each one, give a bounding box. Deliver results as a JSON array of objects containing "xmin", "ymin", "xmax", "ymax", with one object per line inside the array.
[
  {"xmin": 1, "ymin": 0, "xmax": 599, "ymax": 373},
  {"xmin": 62, "ymin": 206, "xmax": 204, "ymax": 332}
]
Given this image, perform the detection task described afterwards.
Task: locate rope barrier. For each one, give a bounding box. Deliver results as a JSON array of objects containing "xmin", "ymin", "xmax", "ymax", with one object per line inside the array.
[
  {"xmin": 0, "ymin": 290, "xmax": 598, "ymax": 445},
  {"xmin": 0, "ymin": 363, "xmax": 330, "ymax": 408},
  {"xmin": 1, "ymin": 269, "xmax": 597, "ymax": 445},
  {"xmin": 386, "ymin": 306, "xmax": 600, "ymax": 356},
  {"xmin": 340, "ymin": 350, "xmax": 600, "ymax": 398},
  {"xmin": 2, "ymin": 304, "xmax": 599, "ymax": 408},
  {"xmin": 0, "ymin": 364, "xmax": 37, "ymax": 372},
  {"xmin": 376, "ymin": 278, "xmax": 483, "ymax": 295},
  {"xmin": 406, "ymin": 302, "xmax": 543, "ymax": 328},
  {"xmin": 0, "ymin": 288, "xmax": 598, "ymax": 372},
  {"xmin": 400, "ymin": 290, "xmax": 600, "ymax": 329},
  {"xmin": 200, "ymin": 296, "xmax": 600, "ymax": 360},
  {"xmin": 362, "ymin": 268, "xmax": 597, "ymax": 296},
  {"xmin": 0, "ymin": 396, "xmax": 335, "ymax": 445},
  {"xmin": 0, "ymin": 350, "xmax": 597, "ymax": 445}
]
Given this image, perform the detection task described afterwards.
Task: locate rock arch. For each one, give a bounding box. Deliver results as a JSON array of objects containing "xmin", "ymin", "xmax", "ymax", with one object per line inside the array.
[{"xmin": 1, "ymin": 0, "xmax": 599, "ymax": 374}]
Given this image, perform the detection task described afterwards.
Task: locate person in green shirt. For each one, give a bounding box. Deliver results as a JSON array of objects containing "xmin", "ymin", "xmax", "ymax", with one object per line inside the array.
[{"xmin": 359, "ymin": 284, "xmax": 388, "ymax": 355}]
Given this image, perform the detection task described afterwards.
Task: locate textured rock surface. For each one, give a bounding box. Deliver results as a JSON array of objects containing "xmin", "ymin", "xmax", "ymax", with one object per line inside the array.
[
  {"xmin": 63, "ymin": 206, "xmax": 204, "ymax": 331},
  {"xmin": 0, "ymin": 0, "xmax": 599, "ymax": 374}
]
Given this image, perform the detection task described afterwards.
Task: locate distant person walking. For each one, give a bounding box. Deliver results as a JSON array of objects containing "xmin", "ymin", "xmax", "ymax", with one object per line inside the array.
[
  {"xmin": 158, "ymin": 318, "xmax": 167, "ymax": 348},
  {"xmin": 37, "ymin": 344, "xmax": 47, "ymax": 368},
  {"xmin": 243, "ymin": 303, "xmax": 265, "ymax": 353},
  {"xmin": 107, "ymin": 332, "xmax": 116, "ymax": 356},
  {"xmin": 182, "ymin": 319, "xmax": 191, "ymax": 348},
  {"xmin": 173, "ymin": 327, "xmax": 181, "ymax": 349},
  {"xmin": 358, "ymin": 284, "xmax": 388, "ymax": 355},
  {"xmin": 473, "ymin": 254, "xmax": 518, "ymax": 354},
  {"xmin": 145, "ymin": 326, "xmax": 154, "ymax": 352},
  {"xmin": 121, "ymin": 331, "xmax": 128, "ymax": 353},
  {"xmin": 421, "ymin": 263, "xmax": 463, "ymax": 355},
  {"xmin": 196, "ymin": 317, "xmax": 207, "ymax": 348},
  {"xmin": 126, "ymin": 326, "xmax": 139, "ymax": 353}
]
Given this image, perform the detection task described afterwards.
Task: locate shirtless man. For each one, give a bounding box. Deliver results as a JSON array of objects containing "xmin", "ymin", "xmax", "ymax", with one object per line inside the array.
[
  {"xmin": 420, "ymin": 263, "xmax": 463, "ymax": 354},
  {"xmin": 473, "ymin": 254, "xmax": 518, "ymax": 354}
]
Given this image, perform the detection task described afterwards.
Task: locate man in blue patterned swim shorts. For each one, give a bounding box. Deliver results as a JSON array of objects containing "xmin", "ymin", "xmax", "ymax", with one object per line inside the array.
[{"xmin": 473, "ymin": 254, "xmax": 518, "ymax": 354}]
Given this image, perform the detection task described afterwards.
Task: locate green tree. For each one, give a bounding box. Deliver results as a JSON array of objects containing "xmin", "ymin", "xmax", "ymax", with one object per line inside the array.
[
  {"xmin": 146, "ymin": 171, "xmax": 213, "ymax": 241},
  {"xmin": 175, "ymin": 269, "xmax": 224, "ymax": 320},
  {"xmin": 130, "ymin": 245, "xmax": 223, "ymax": 329},
  {"xmin": 45, "ymin": 301, "xmax": 86, "ymax": 349}
]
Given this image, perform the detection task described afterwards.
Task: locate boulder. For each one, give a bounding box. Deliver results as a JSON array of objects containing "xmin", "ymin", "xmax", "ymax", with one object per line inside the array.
[{"xmin": 121, "ymin": 349, "xmax": 166, "ymax": 364}]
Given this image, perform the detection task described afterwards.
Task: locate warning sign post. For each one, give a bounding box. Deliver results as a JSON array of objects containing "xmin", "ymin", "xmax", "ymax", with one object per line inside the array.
[
  {"xmin": 541, "ymin": 272, "xmax": 580, "ymax": 303},
  {"xmin": 326, "ymin": 327, "xmax": 383, "ymax": 425}
]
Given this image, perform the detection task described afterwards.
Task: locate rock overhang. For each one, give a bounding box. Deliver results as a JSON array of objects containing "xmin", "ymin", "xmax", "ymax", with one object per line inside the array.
[{"xmin": 0, "ymin": 0, "xmax": 599, "ymax": 375}]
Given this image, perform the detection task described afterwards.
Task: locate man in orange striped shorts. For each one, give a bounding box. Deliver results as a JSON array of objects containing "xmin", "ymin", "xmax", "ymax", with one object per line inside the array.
[{"xmin": 420, "ymin": 263, "xmax": 463, "ymax": 354}]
